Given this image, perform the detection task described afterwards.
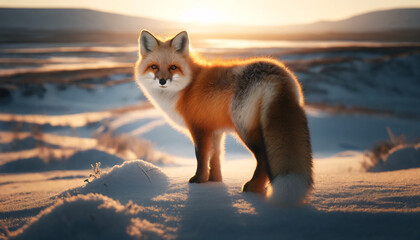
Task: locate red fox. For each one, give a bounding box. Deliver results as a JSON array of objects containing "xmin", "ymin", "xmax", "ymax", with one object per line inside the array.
[{"xmin": 135, "ymin": 30, "xmax": 313, "ymax": 207}]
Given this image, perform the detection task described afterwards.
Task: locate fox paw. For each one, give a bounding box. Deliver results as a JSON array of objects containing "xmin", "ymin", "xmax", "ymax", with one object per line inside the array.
[
  {"xmin": 242, "ymin": 181, "xmax": 265, "ymax": 193},
  {"xmin": 189, "ymin": 175, "xmax": 208, "ymax": 183}
]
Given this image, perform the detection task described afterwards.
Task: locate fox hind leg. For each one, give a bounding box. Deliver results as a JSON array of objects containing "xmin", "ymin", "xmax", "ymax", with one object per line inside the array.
[
  {"xmin": 232, "ymin": 87, "xmax": 270, "ymax": 193},
  {"xmin": 239, "ymin": 126, "xmax": 270, "ymax": 193}
]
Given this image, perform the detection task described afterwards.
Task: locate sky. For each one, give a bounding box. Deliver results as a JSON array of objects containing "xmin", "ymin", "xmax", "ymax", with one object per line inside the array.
[{"xmin": 1, "ymin": 0, "xmax": 420, "ymax": 26}]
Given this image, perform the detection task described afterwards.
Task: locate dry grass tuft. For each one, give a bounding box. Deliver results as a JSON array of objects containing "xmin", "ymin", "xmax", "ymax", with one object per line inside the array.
[{"xmin": 362, "ymin": 127, "xmax": 412, "ymax": 171}]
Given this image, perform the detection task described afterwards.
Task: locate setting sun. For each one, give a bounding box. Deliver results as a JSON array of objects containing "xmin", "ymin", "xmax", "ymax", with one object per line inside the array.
[{"xmin": 181, "ymin": 7, "xmax": 225, "ymax": 25}]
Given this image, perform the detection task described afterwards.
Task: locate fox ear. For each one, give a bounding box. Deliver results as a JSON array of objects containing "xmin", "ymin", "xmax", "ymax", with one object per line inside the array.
[
  {"xmin": 170, "ymin": 31, "xmax": 189, "ymax": 55},
  {"xmin": 139, "ymin": 30, "xmax": 159, "ymax": 56}
]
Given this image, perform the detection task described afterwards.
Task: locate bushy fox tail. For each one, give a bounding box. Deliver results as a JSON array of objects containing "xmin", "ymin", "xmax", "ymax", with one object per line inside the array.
[
  {"xmin": 261, "ymin": 81, "xmax": 313, "ymax": 207},
  {"xmin": 266, "ymin": 173, "xmax": 312, "ymax": 207}
]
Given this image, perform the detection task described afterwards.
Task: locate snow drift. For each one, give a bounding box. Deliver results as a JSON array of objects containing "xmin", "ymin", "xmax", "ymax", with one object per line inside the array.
[
  {"xmin": 62, "ymin": 160, "xmax": 169, "ymax": 204},
  {"xmin": 9, "ymin": 160, "xmax": 171, "ymax": 239},
  {"xmin": 10, "ymin": 194, "xmax": 169, "ymax": 240}
]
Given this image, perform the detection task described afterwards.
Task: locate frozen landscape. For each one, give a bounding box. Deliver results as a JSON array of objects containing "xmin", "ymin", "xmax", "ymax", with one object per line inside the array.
[{"xmin": 1, "ymin": 38, "xmax": 420, "ymax": 239}]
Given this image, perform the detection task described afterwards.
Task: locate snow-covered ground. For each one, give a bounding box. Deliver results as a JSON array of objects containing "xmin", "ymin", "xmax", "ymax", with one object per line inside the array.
[
  {"xmin": 2, "ymin": 154, "xmax": 420, "ymax": 239},
  {"xmin": 1, "ymin": 41, "xmax": 420, "ymax": 239}
]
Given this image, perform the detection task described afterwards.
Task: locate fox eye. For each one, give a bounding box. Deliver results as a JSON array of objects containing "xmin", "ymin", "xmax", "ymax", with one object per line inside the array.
[
  {"xmin": 151, "ymin": 64, "xmax": 158, "ymax": 70},
  {"xmin": 170, "ymin": 65, "xmax": 177, "ymax": 70}
]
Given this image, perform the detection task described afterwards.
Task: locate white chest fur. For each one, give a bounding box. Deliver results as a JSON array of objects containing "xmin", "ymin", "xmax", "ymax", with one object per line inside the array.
[
  {"xmin": 135, "ymin": 72, "xmax": 190, "ymax": 134},
  {"xmin": 152, "ymin": 89, "xmax": 186, "ymax": 128},
  {"xmin": 139, "ymin": 85, "xmax": 188, "ymax": 134}
]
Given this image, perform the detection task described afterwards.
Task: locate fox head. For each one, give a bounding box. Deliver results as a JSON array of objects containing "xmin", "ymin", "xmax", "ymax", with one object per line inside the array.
[{"xmin": 135, "ymin": 30, "xmax": 192, "ymax": 92}]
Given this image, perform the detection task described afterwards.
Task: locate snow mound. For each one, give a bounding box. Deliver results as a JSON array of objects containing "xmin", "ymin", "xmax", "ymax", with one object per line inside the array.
[
  {"xmin": 63, "ymin": 160, "xmax": 169, "ymax": 203},
  {"xmin": 0, "ymin": 149, "xmax": 124, "ymax": 173},
  {"xmin": 367, "ymin": 144, "xmax": 420, "ymax": 172},
  {"xmin": 11, "ymin": 193, "xmax": 168, "ymax": 240}
]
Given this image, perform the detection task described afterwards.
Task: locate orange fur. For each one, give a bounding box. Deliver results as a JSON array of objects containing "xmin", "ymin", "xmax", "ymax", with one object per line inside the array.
[{"xmin": 176, "ymin": 66, "xmax": 235, "ymax": 132}]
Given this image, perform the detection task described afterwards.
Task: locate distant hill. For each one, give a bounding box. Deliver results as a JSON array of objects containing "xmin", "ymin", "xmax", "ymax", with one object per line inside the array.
[
  {"xmin": 0, "ymin": 8, "xmax": 420, "ymax": 43},
  {"xmin": 277, "ymin": 8, "xmax": 420, "ymax": 33},
  {"xmin": 0, "ymin": 8, "xmax": 178, "ymax": 34}
]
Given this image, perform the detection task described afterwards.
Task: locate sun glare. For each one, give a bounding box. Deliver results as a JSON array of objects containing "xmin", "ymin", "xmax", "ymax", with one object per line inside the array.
[{"xmin": 181, "ymin": 7, "xmax": 225, "ymax": 25}]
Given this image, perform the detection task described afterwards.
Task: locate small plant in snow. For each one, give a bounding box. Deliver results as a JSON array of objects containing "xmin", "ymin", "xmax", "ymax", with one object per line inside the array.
[
  {"xmin": 362, "ymin": 127, "xmax": 419, "ymax": 171},
  {"xmin": 92, "ymin": 162, "xmax": 102, "ymax": 177},
  {"xmin": 84, "ymin": 162, "xmax": 102, "ymax": 183}
]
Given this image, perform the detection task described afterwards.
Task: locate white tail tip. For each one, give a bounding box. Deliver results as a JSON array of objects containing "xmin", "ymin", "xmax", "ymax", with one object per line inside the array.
[{"xmin": 266, "ymin": 174, "xmax": 312, "ymax": 207}]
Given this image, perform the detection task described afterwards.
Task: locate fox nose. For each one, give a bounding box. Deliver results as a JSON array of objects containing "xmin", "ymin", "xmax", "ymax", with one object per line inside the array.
[{"xmin": 159, "ymin": 78, "xmax": 167, "ymax": 86}]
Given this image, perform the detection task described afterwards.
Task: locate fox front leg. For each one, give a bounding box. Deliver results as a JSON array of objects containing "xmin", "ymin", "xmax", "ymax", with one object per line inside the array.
[
  {"xmin": 208, "ymin": 131, "xmax": 224, "ymax": 182},
  {"xmin": 189, "ymin": 128, "xmax": 212, "ymax": 183}
]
